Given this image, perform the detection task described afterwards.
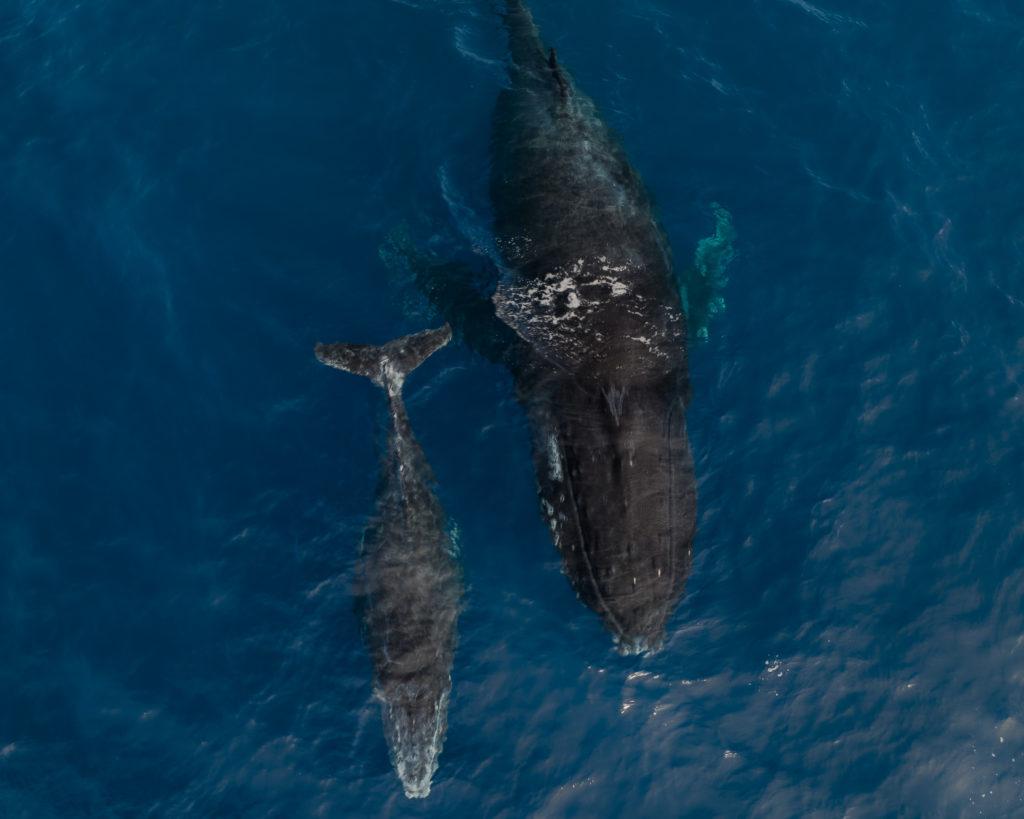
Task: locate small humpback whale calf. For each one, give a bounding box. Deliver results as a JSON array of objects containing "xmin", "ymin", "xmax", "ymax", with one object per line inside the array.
[
  {"xmin": 316, "ymin": 325, "xmax": 461, "ymax": 798},
  {"xmin": 418, "ymin": 0, "xmax": 697, "ymax": 654}
]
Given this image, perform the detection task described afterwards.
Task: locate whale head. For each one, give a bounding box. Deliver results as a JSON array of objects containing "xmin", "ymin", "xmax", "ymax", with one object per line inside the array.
[{"xmin": 378, "ymin": 683, "xmax": 451, "ymax": 799}]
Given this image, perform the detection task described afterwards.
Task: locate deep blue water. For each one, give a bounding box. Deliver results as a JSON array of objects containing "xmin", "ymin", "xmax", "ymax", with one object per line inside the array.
[{"xmin": 3, "ymin": 0, "xmax": 1024, "ymax": 815}]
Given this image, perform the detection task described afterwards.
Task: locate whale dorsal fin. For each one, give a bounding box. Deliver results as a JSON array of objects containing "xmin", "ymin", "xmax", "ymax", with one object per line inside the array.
[{"xmin": 548, "ymin": 48, "xmax": 569, "ymax": 100}]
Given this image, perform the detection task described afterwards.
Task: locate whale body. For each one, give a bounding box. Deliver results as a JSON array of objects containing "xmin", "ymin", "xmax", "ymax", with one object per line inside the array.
[
  {"xmin": 316, "ymin": 326, "xmax": 461, "ymax": 798},
  {"xmin": 404, "ymin": 2, "xmax": 697, "ymax": 654},
  {"xmin": 489, "ymin": 1, "xmax": 697, "ymax": 654}
]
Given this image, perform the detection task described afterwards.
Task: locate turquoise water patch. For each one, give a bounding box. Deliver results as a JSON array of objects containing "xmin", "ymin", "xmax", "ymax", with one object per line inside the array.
[{"xmin": 679, "ymin": 203, "xmax": 736, "ymax": 341}]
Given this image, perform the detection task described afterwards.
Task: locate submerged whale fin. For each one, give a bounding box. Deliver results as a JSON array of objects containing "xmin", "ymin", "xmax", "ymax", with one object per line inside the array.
[
  {"xmin": 377, "ymin": 224, "xmax": 526, "ymax": 366},
  {"xmin": 678, "ymin": 203, "xmax": 736, "ymax": 342},
  {"xmin": 315, "ymin": 325, "xmax": 452, "ymax": 396}
]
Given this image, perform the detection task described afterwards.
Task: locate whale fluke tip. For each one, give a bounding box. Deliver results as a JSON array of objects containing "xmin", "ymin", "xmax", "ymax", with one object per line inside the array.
[{"xmin": 315, "ymin": 324, "xmax": 452, "ymax": 395}]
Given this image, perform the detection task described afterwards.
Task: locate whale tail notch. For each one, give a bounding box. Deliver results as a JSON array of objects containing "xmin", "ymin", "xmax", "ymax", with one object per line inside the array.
[{"xmin": 315, "ymin": 324, "xmax": 452, "ymax": 396}]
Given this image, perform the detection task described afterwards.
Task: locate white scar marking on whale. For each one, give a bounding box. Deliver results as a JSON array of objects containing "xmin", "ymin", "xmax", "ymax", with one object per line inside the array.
[
  {"xmin": 546, "ymin": 434, "xmax": 564, "ymax": 482},
  {"xmin": 626, "ymin": 333, "xmax": 671, "ymax": 360}
]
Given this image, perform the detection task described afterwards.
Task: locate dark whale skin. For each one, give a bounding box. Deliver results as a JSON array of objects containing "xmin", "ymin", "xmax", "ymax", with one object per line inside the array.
[
  {"xmin": 316, "ymin": 327, "xmax": 461, "ymax": 797},
  {"xmin": 492, "ymin": 1, "xmax": 696, "ymax": 654}
]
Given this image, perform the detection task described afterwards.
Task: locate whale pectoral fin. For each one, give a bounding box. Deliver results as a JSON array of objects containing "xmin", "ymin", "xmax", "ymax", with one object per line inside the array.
[
  {"xmin": 413, "ymin": 255, "xmax": 523, "ymax": 366},
  {"xmin": 492, "ymin": 280, "xmax": 586, "ymax": 373},
  {"xmin": 378, "ymin": 226, "xmax": 522, "ymax": 365},
  {"xmin": 680, "ymin": 203, "xmax": 735, "ymax": 343}
]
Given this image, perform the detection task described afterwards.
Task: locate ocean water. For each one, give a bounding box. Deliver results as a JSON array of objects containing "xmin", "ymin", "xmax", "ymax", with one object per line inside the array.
[{"xmin": 2, "ymin": 0, "xmax": 1024, "ymax": 815}]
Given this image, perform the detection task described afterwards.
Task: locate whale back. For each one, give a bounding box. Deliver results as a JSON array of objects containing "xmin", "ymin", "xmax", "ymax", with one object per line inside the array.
[{"xmin": 492, "ymin": 4, "xmax": 687, "ymax": 383}]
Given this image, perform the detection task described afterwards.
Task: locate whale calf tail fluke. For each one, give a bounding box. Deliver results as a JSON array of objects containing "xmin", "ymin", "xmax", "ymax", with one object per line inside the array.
[{"xmin": 315, "ymin": 324, "xmax": 452, "ymax": 396}]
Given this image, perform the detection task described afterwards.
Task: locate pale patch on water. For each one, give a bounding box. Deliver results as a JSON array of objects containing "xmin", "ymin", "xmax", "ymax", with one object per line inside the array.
[
  {"xmin": 763, "ymin": 658, "xmax": 784, "ymax": 676},
  {"xmin": 452, "ymin": 24, "xmax": 503, "ymax": 71},
  {"xmin": 777, "ymin": 0, "xmax": 867, "ymax": 28}
]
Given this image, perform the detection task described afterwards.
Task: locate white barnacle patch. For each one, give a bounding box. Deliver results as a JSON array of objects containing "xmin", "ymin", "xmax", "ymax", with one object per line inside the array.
[
  {"xmin": 496, "ymin": 259, "xmax": 632, "ymax": 325},
  {"xmin": 625, "ymin": 330, "xmax": 672, "ymax": 361},
  {"xmin": 586, "ymin": 272, "xmax": 630, "ymax": 297},
  {"xmin": 491, "ymin": 255, "xmax": 685, "ymax": 376},
  {"xmin": 541, "ymin": 499, "xmax": 560, "ymax": 545},
  {"xmin": 496, "ymin": 233, "xmax": 534, "ymax": 262},
  {"xmin": 546, "ymin": 434, "xmax": 564, "ymax": 482}
]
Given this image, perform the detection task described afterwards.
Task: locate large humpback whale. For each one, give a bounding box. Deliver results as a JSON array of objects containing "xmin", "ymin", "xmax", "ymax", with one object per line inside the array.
[
  {"xmin": 419, "ymin": 0, "xmax": 697, "ymax": 654},
  {"xmin": 490, "ymin": 1, "xmax": 697, "ymax": 655},
  {"xmin": 316, "ymin": 326, "xmax": 461, "ymax": 798}
]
